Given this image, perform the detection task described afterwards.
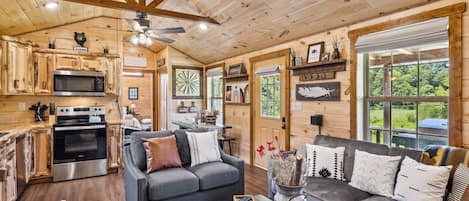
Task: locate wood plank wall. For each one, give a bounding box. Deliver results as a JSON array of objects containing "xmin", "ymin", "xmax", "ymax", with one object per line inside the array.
[{"xmin": 208, "ymin": 0, "xmax": 469, "ymax": 162}]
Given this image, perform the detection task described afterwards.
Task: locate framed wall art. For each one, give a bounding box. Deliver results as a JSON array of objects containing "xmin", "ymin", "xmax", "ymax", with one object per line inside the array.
[
  {"xmin": 172, "ymin": 66, "xmax": 203, "ymax": 99},
  {"xmin": 128, "ymin": 87, "xmax": 139, "ymax": 100},
  {"xmin": 307, "ymin": 42, "xmax": 324, "ymax": 63},
  {"xmin": 296, "ymin": 82, "xmax": 340, "ymax": 101}
]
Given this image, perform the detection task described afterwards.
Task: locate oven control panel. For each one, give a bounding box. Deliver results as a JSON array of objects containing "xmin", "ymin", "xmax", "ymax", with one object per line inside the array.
[{"xmin": 56, "ymin": 106, "xmax": 105, "ymax": 116}]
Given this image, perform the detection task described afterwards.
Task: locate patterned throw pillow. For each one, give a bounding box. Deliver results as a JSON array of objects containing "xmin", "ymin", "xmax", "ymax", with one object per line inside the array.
[
  {"xmin": 349, "ymin": 150, "xmax": 401, "ymax": 197},
  {"xmin": 186, "ymin": 130, "xmax": 222, "ymax": 167},
  {"xmin": 393, "ymin": 156, "xmax": 452, "ymax": 201},
  {"xmin": 305, "ymin": 144, "xmax": 345, "ymax": 181},
  {"xmin": 448, "ymin": 164, "xmax": 469, "ymax": 201}
]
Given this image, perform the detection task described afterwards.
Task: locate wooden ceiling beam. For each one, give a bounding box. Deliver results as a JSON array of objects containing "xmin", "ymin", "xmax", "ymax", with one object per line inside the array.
[
  {"xmin": 147, "ymin": 0, "xmax": 164, "ymax": 8},
  {"xmin": 64, "ymin": 0, "xmax": 220, "ymax": 25},
  {"xmin": 126, "ymin": 0, "xmax": 137, "ymax": 4},
  {"xmin": 139, "ymin": 0, "xmax": 145, "ymax": 6}
]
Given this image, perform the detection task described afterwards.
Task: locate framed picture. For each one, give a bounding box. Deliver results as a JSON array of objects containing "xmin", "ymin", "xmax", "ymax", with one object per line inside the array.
[
  {"xmin": 225, "ymin": 85, "xmax": 233, "ymax": 102},
  {"xmin": 321, "ymin": 52, "xmax": 330, "ymax": 62},
  {"xmin": 172, "ymin": 66, "xmax": 203, "ymax": 99},
  {"xmin": 128, "ymin": 87, "xmax": 139, "ymax": 100},
  {"xmin": 307, "ymin": 42, "xmax": 324, "ymax": 63},
  {"xmin": 228, "ymin": 63, "xmax": 246, "ymax": 75}
]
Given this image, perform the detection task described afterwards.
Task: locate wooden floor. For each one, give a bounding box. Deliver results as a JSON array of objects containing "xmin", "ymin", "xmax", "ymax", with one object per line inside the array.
[{"xmin": 19, "ymin": 165, "xmax": 267, "ymax": 201}]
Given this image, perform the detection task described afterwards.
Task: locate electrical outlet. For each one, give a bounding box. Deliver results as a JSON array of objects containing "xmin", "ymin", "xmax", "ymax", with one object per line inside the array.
[{"xmin": 18, "ymin": 102, "xmax": 26, "ymax": 111}]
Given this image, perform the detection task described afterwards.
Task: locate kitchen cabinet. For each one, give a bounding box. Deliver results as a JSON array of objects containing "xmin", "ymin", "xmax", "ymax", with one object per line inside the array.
[
  {"xmin": 81, "ymin": 56, "xmax": 103, "ymax": 72},
  {"xmin": 30, "ymin": 128, "xmax": 52, "ymax": 179},
  {"xmin": 107, "ymin": 124, "xmax": 122, "ymax": 170},
  {"xmin": 55, "ymin": 54, "xmax": 80, "ymax": 71},
  {"xmin": 2, "ymin": 40, "xmax": 33, "ymax": 95},
  {"xmin": 0, "ymin": 138, "xmax": 16, "ymax": 201},
  {"xmin": 104, "ymin": 58, "xmax": 121, "ymax": 95},
  {"xmin": 33, "ymin": 53, "xmax": 53, "ymax": 95}
]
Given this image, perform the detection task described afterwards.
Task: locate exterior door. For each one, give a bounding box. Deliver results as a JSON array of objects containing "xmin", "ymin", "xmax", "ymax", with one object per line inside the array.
[{"xmin": 253, "ymin": 56, "xmax": 288, "ymax": 168}]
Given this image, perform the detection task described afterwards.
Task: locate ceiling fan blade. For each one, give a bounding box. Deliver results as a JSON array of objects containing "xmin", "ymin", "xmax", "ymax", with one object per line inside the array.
[
  {"xmin": 125, "ymin": 18, "xmax": 144, "ymax": 33},
  {"xmin": 152, "ymin": 27, "xmax": 186, "ymax": 34},
  {"xmin": 149, "ymin": 36, "xmax": 175, "ymax": 43}
]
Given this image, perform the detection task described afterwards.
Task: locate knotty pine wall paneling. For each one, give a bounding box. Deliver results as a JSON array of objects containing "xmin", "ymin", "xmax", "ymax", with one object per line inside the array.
[{"xmin": 209, "ymin": 0, "xmax": 469, "ymax": 161}]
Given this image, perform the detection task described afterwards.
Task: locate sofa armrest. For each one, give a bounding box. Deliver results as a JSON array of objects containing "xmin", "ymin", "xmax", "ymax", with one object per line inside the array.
[
  {"xmin": 124, "ymin": 146, "xmax": 148, "ymax": 201},
  {"xmin": 220, "ymin": 151, "xmax": 244, "ymax": 194}
]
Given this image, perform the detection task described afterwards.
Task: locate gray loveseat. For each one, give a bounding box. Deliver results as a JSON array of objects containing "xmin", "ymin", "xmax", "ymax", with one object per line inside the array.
[
  {"xmin": 268, "ymin": 135, "xmax": 422, "ymax": 201},
  {"xmin": 125, "ymin": 129, "xmax": 244, "ymax": 201}
]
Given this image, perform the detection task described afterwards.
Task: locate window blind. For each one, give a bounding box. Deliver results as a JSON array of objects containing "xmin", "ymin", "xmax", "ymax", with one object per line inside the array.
[
  {"xmin": 255, "ymin": 65, "xmax": 280, "ymax": 76},
  {"xmin": 206, "ymin": 67, "xmax": 223, "ymax": 77},
  {"xmin": 355, "ymin": 17, "xmax": 448, "ymax": 53}
]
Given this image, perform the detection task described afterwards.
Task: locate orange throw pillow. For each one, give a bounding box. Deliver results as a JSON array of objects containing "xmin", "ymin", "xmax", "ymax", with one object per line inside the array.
[{"xmin": 142, "ymin": 135, "xmax": 182, "ymax": 174}]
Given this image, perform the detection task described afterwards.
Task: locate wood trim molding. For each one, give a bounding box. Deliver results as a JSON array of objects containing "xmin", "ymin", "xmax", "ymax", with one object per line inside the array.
[
  {"xmin": 348, "ymin": 3, "xmax": 466, "ymax": 147},
  {"xmin": 248, "ymin": 48, "xmax": 291, "ymax": 165},
  {"xmin": 203, "ymin": 62, "xmax": 226, "ymax": 124}
]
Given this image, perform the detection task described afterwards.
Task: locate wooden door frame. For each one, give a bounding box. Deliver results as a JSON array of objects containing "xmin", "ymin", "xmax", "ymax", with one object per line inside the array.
[
  {"xmin": 348, "ymin": 3, "xmax": 466, "ymax": 147},
  {"xmin": 249, "ymin": 48, "xmax": 291, "ymax": 165},
  {"xmin": 203, "ymin": 62, "xmax": 226, "ymax": 124},
  {"xmin": 156, "ymin": 66, "xmax": 167, "ymax": 131}
]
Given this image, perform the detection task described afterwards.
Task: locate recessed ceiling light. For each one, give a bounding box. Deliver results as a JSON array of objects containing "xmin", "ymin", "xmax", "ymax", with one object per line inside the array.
[
  {"xmin": 44, "ymin": 1, "xmax": 59, "ymax": 9},
  {"xmin": 199, "ymin": 23, "xmax": 208, "ymax": 31}
]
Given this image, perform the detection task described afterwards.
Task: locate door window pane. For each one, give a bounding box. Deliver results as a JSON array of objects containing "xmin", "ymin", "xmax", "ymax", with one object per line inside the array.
[{"xmin": 260, "ymin": 74, "xmax": 280, "ymax": 118}]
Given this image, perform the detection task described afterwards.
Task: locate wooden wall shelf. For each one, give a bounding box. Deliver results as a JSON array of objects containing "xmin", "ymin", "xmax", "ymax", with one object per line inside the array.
[
  {"xmin": 288, "ymin": 59, "xmax": 346, "ymax": 81},
  {"xmin": 224, "ymin": 74, "xmax": 249, "ymax": 82},
  {"xmin": 33, "ymin": 48, "xmax": 120, "ymax": 58},
  {"xmin": 225, "ymin": 102, "xmax": 250, "ymax": 105}
]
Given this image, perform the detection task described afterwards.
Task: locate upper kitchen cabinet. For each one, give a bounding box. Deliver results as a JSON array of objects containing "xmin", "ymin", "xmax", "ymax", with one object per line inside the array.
[
  {"xmin": 1, "ymin": 38, "xmax": 34, "ymax": 95},
  {"xmin": 33, "ymin": 53, "xmax": 54, "ymax": 95},
  {"xmin": 81, "ymin": 56, "xmax": 104, "ymax": 72},
  {"xmin": 104, "ymin": 58, "xmax": 121, "ymax": 96},
  {"xmin": 55, "ymin": 54, "xmax": 80, "ymax": 71}
]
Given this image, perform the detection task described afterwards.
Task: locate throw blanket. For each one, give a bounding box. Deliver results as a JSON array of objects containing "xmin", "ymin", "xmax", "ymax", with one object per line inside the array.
[{"xmin": 422, "ymin": 145, "xmax": 469, "ymax": 171}]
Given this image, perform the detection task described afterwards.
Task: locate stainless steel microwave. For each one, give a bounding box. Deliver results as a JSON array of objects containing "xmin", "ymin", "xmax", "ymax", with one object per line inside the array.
[{"xmin": 54, "ymin": 70, "xmax": 105, "ymax": 96}]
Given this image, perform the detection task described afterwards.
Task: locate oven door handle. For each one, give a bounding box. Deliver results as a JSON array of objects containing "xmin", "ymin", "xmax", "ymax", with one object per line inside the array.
[{"xmin": 54, "ymin": 125, "xmax": 106, "ymax": 131}]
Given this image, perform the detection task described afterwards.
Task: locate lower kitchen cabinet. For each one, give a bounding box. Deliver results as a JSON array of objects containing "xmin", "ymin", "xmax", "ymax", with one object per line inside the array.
[
  {"xmin": 0, "ymin": 138, "xmax": 16, "ymax": 201},
  {"xmin": 30, "ymin": 128, "xmax": 52, "ymax": 179},
  {"xmin": 107, "ymin": 124, "xmax": 122, "ymax": 170}
]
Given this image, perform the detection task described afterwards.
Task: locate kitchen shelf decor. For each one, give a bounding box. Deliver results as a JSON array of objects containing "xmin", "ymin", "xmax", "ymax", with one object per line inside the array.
[{"xmin": 288, "ymin": 59, "xmax": 346, "ymax": 81}]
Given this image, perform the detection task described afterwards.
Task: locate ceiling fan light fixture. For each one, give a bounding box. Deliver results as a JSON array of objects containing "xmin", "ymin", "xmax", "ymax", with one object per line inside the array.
[
  {"xmin": 44, "ymin": 1, "xmax": 59, "ymax": 9},
  {"xmin": 199, "ymin": 23, "xmax": 208, "ymax": 31},
  {"xmin": 145, "ymin": 38, "xmax": 153, "ymax": 46}
]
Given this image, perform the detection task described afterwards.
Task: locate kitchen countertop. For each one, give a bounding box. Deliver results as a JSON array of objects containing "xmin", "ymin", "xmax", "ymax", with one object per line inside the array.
[{"xmin": 0, "ymin": 122, "xmax": 52, "ymax": 143}]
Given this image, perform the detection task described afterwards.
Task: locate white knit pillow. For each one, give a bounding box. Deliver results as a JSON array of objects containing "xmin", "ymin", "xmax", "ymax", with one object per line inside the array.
[
  {"xmin": 393, "ymin": 156, "xmax": 452, "ymax": 201},
  {"xmin": 349, "ymin": 150, "xmax": 401, "ymax": 197},
  {"xmin": 186, "ymin": 131, "xmax": 222, "ymax": 167},
  {"xmin": 448, "ymin": 164, "xmax": 469, "ymax": 201}
]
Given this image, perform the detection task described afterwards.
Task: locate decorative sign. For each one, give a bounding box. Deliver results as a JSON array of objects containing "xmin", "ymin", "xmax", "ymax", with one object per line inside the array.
[
  {"xmin": 73, "ymin": 32, "xmax": 88, "ymax": 52},
  {"xmin": 296, "ymin": 82, "xmax": 340, "ymax": 101},
  {"xmin": 157, "ymin": 58, "xmax": 165, "ymax": 67},
  {"xmin": 124, "ymin": 56, "xmax": 148, "ymax": 67},
  {"xmin": 228, "ymin": 63, "xmax": 246, "ymax": 76},
  {"xmin": 128, "ymin": 87, "xmax": 139, "ymax": 100},
  {"xmin": 172, "ymin": 66, "xmax": 203, "ymax": 99}
]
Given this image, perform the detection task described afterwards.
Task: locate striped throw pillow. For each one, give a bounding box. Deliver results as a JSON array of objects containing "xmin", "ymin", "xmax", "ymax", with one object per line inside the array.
[
  {"xmin": 448, "ymin": 164, "xmax": 469, "ymax": 201},
  {"xmin": 393, "ymin": 156, "xmax": 452, "ymax": 201},
  {"xmin": 186, "ymin": 130, "xmax": 222, "ymax": 167}
]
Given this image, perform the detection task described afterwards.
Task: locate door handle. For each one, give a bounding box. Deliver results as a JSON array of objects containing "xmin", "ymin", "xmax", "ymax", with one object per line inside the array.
[{"xmin": 281, "ymin": 117, "xmax": 286, "ymax": 130}]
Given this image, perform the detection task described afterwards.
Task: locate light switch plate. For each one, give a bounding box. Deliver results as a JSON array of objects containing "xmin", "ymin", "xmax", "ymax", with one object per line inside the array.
[
  {"xmin": 18, "ymin": 102, "xmax": 26, "ymax": 111},
  {"xmin": 291, "ymin": 102, "xmax": 302, "ymax": 111}
]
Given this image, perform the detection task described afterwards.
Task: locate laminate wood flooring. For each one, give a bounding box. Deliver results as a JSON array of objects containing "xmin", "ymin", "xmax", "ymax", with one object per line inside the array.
[{"xmin": 19, "ymin": 165, "xmax": 267, "ymax": 201}]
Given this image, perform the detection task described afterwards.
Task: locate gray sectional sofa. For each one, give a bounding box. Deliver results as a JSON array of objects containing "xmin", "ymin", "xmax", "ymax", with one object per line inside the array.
[
  {"xmin": 268, "ymin": 135, "xmax": 423, "ymax": 201},
  {"xmin": 124, "ymin": 129, "xmax": 244, "ymax": 201}
]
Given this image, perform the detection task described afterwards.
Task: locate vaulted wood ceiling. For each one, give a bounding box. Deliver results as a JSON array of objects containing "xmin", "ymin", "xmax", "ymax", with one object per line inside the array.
[{"xmin": 0, "ymin": 0, "xmax": 439, "ymax": 63}]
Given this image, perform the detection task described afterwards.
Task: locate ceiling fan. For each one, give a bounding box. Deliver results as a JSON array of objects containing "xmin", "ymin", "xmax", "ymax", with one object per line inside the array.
[{"xmin": 126, "ymin": 11, "xmax": 186, "ymax": 46}]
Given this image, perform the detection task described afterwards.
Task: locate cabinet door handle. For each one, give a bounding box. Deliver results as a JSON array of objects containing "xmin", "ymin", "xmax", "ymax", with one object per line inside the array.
[{"xmin": 14, "ymin": 80, "xmax": 19, "ymax": 89}]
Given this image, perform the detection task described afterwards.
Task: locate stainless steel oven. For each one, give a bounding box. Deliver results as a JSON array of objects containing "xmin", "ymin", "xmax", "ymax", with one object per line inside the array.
[
  {"xmin": 53, "ymin": 106, "xmax": 107, "ymax": 182},
  {"xmin": 54, "ymin": 70, "xmax": 105, "ymax": 96}
]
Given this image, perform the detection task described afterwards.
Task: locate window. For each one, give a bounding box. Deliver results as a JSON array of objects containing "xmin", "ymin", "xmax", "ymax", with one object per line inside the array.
[
  {"xmin": 360, "ymin": 42, "xmax": 449, "ymax": 150},
  {"xmin": 206, "ymin": 71, "xmax": 223, "ymax": 124},
  {"xmin": 260, "ymin": 74, "xmax": 281, "ymax": 118}
]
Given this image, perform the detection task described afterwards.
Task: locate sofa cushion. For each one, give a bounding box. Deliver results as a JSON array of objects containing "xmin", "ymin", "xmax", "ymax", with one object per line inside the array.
[
  {"xmin": 174, "ymin": 128, "xmax": 210, "ymax": 167},
  {"xmin": 142, "ymin": 135, "xmax": 182, "ymax": 174},
  {"xmin": 313, "ymin": 135, "xmax": 389, "ymax": 181},
  {"xmin": 147, "ymin": 168, "xmax": 199, "ymax": 200},
  {"xmin": 361, "ymin": 196, "xmax": 395, "ymax": 201},
  {"xmin": 188, "ymin": 162, "xmax": 239, "ymax": 190},
  {"xmin": 130, "ymin": 131, "xmax": 173, "ymax": 171},
  {"xmin": 304, "ymin": 177, "xmax": 371, "ymax": 201}
]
